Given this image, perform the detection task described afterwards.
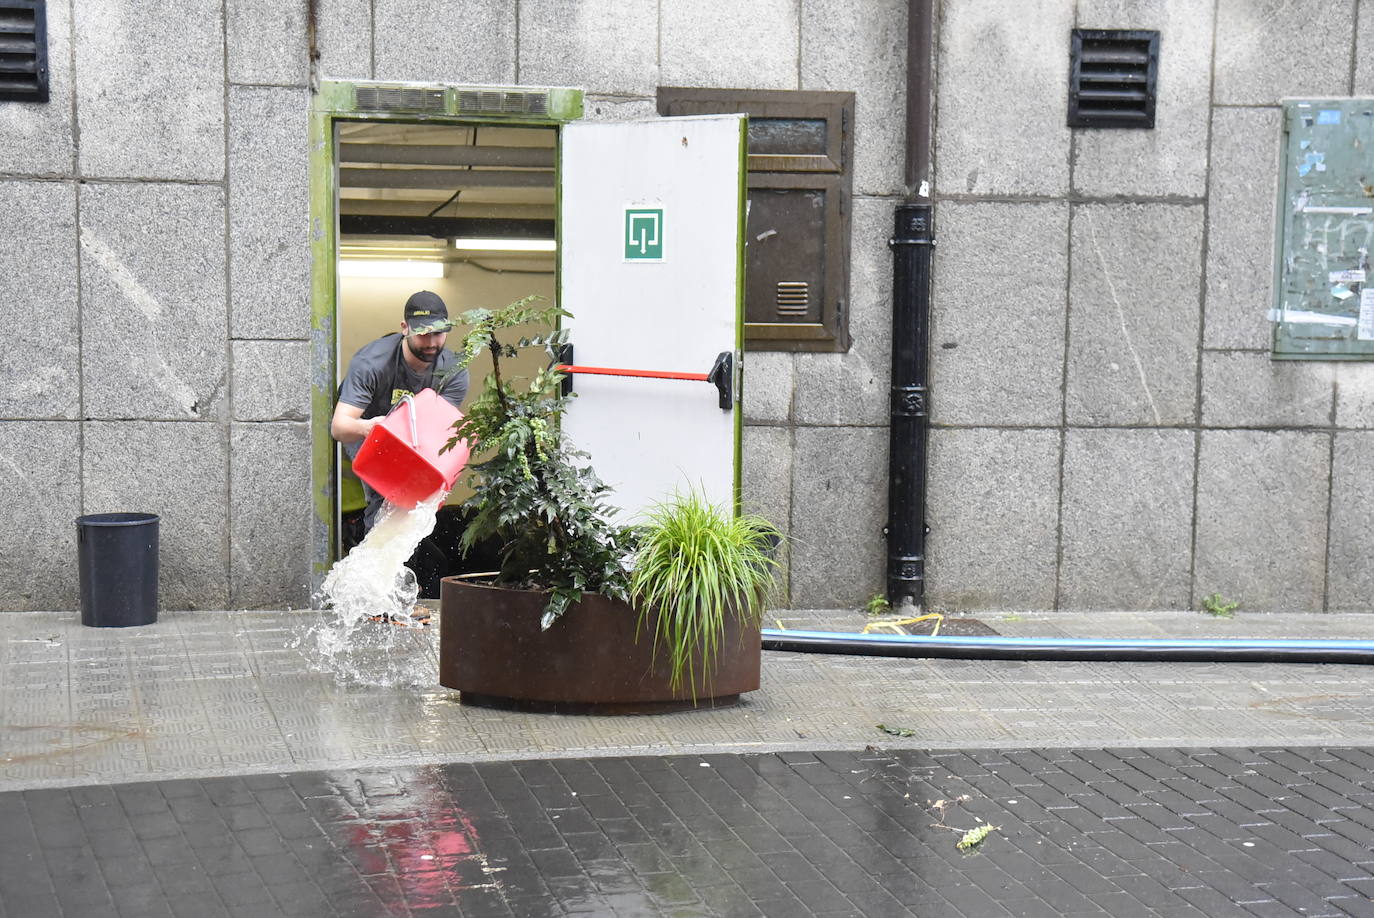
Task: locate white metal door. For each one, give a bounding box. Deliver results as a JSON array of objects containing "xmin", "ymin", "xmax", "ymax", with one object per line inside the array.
[{"xmin": 559, "ymin": 114, "xmax": 745, "ymax": 520}]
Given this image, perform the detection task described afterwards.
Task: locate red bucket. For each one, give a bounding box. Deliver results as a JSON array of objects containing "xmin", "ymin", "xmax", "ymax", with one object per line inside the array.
[{"xmin": 351, "ymin": 389, "xmax": 471, "ymax": 509}]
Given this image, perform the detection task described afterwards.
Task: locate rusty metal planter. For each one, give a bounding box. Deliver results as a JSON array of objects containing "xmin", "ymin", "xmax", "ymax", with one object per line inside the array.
[{"xmin": 439, "ymin": 578, "xmax": 761, "ymax": 713}]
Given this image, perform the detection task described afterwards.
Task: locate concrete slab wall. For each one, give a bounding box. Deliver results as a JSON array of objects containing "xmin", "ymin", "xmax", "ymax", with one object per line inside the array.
[
  {"xmin": 927, "ymin": 0, "xmax": 1374, "ymax": 613},
  {"xmin": 2, "ymin": 0, "xmax": 1369, "ymax": 614}
]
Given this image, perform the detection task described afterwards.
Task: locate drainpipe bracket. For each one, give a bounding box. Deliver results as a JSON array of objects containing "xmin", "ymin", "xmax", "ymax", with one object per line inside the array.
[{"xmin": 890, "ymin": 384, "xmax": 928, "ymax": 418}]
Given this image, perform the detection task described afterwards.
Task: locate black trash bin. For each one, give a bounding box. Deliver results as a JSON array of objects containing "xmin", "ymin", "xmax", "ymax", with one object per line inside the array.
[{"xmin": 76, "ymin": 513, "xmax": 159, "ymax": 627}]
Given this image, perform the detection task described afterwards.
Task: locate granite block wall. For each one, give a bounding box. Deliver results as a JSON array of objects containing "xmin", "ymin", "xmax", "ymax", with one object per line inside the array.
[
  {"xmin": 927, "ymin": 0, "xmax": 1374, "ymax": 612},
  {"xmin": 2, "ymin": 0, "xmax": 313, "ymax": 611},
  {"xmin": 3, "ymin": 0, "xmax": 1370, "ymax": 614}
]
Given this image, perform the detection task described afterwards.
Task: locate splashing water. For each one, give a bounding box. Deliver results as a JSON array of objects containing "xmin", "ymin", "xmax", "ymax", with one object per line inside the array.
[{"xmin": 297, "ymin": 493, "xmax": 446, "ymax": 687}]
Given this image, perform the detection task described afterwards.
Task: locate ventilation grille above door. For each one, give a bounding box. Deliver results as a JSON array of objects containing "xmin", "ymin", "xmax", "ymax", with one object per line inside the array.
[
  {"xmin": 355, "ymin": 86, "xmax": 445, "ymax": 113},
  {"xmin": 0, "ymin": 0, "xmax": 47, "ymax": 103},
  {"xmin": 1068, "ymin": 29, "xmax": 1159, "ymax": 129},
  {"xmin": 456, "ymin": 89, "xmax": 548, "ymax": 117},
  {"xmin": 337, "ymin": 83, "xmax": 579, "ymax": 121}
]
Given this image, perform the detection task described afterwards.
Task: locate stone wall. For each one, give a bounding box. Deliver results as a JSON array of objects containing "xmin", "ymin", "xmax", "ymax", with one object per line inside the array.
[
  {"xmin": 0, "ymin": 0, "xmax": 906, "ymax": 611},
  {"xmin": 928, "ymin": 0, "xmax": 1374, "ymax": 612},
  {"xmin": 1, "ymin": 1, "xmax": 312, "ymax": 611},
  {"xmin": 4, "ymin": 0, "xmax": 1370, "ymax": 613}
]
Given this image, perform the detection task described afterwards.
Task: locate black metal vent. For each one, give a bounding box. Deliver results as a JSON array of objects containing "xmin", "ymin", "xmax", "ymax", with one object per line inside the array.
[
  {"xmin": 0, "ymin": 1, "xmax": 47, "ymax": 103},
  {"xmin": 1068, "ymin": 29, "xmax": 1158, "ymax": 129},
  {"xmin": 355, "ymin": 86, "xmax": 445, "ymax": 113},
  {"xmin": 457, "ymin": 89, "xmax": 547, "ymax": 116}
]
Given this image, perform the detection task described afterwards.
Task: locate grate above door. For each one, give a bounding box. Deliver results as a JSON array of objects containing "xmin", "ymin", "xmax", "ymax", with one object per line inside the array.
[
  {"xmin": 0, "ymin": 0, "xmax": 47, "ymax": 103},
  {"xmin": 354, "ymin": 86, "xmax": 445, "ymax": 113},
  {"xmin": 1068, "ymin": 29, "xmax": 1159, "ymax": 129},
  {"xmin": 456, "ymin": 89, "xmax": 548, "ymax": 116}
]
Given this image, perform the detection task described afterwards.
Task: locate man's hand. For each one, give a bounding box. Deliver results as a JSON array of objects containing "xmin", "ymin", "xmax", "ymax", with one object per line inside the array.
[{"xmin": 330, "ymin": 402, "xmax": 381, "ymax": 444}]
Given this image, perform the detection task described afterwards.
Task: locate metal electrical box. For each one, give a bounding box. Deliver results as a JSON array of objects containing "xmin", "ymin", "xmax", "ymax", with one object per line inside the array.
[{"xmin": 1273, "ymin": 98, "xmax": 1374, "ymax": 360}]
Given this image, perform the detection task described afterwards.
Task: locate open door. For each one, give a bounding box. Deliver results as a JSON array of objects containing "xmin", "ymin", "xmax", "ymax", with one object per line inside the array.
[{"xmin": 559, "ymin": 114, "xmax": 746, "ymax": 519}]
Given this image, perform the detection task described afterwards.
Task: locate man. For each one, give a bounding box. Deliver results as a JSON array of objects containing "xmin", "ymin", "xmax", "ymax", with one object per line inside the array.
[{"xmin": 331, "ymin": 290, "xmax": 469, "ymax": 533}]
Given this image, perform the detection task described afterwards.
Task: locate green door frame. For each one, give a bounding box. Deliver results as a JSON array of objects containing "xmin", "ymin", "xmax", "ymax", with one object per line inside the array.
[{"xmin": 307, "ymin": 80, "xmax": 584, "ymax": 595}]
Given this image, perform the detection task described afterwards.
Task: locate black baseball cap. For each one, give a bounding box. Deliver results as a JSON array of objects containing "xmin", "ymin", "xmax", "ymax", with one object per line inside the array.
[{"xmin": 403, "ymin": 291, "xmax": 454, "ymax": 334}]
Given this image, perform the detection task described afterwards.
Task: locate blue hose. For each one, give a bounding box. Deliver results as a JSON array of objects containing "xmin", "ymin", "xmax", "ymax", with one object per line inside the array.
[{"xmin": 760, "ymin": 629, "xmax": 1374, "ymax": 664}]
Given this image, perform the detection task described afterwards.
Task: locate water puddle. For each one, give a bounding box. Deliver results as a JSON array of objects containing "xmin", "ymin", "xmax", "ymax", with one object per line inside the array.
[{"xmin": 295, "ymin": 494, "xmax": 445, "ymax": 688}]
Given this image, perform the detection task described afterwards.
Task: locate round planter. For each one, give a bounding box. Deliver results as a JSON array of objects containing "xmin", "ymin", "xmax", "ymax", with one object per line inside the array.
[{"xmin": 438, "ymin": 578, "xmax": 761, "ymax": 713}]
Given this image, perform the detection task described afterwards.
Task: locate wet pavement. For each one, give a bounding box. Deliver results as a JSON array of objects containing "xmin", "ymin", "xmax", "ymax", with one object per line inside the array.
[
  {"xmin": 2, "ymin": 608, "xmax": 1374, "ymax": 915},
  {"xmin": 5, "ymin": 609, "xmax": 1374, "ymax": 788},
  {"xmin": 5, "ymin": 747, "xmax": 1374, "ymax": 917}
]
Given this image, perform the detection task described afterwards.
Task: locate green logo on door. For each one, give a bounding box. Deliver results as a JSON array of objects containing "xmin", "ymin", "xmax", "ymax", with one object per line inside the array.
[{"xmin": 624, "ymin": 208, "xmax": 664, "ymax": 261}]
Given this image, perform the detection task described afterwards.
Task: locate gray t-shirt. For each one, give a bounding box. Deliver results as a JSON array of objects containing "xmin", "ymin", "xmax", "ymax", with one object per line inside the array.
[{"xmin": 337, "ymin": 333, "xmax": 469, "ymax": 460}]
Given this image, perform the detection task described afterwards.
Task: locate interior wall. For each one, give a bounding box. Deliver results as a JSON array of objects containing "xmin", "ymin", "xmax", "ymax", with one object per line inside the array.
[{"xmin": 338, "ymin": 261, "xmax": 556, "ymax": 373}]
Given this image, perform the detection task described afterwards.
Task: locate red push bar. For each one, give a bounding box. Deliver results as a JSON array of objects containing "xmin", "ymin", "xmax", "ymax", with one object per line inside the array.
[
  {"xmin": 556, "ymin": 364, "xmax": 709, "ymax": 382},
  {"xmin": 555, "ymin": 349, "xmax": 735, "ymax": 409}
]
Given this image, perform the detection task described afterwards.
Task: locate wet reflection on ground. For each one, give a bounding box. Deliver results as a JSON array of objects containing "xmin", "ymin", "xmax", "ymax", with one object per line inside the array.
[{"xmin": 14, "ymin": 748, "xmax": 1347, "ymax": 916}]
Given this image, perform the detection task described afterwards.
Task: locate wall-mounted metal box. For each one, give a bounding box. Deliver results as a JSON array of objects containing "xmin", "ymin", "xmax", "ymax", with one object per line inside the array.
[
  {"xmin": 1273, "ymin": 99, "xmax": 1374, "ymax": 360},
  {"xmin": 658, "ymin": 87, "xmax": 854, "ymax": 352}
]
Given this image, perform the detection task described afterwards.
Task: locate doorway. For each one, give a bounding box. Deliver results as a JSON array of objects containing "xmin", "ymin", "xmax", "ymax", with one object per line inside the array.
[
  {"xmin": 310, "ymin": 100, "xmax": 563, "ymax": 595},
  {"xmin": 309, "ymin": 83, "xmax": 746, "ymax": 599}
]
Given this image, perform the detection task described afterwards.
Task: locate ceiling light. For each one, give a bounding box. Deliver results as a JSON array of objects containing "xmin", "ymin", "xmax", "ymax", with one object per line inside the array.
[
  {"xmin": 451, "ymin": 237, "xmax": 557, "ymax": 253},
  {"xmin": 340, "ymin": 245, "xmax": 445, "ymax": 255},
  {"xmin": 338, "ymin": 260, "xmax": 446, "ymax": 278}
]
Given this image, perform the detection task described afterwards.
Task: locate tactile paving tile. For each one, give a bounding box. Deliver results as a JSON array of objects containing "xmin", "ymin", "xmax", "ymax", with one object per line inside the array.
[{"xmin": 3, "ymin": 609, "xmax": 1374, "ymax": 792}]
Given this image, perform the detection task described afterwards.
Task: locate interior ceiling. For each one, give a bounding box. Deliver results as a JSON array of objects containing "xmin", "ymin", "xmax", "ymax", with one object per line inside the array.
[{"xmin": 336, "ymin": 121, "xmax": 557, "ymax": 248}]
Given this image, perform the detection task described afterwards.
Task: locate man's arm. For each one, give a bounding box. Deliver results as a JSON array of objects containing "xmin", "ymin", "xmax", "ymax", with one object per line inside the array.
[
  {"xmin": 437, "ymin": 366, "xmax": 469, "ymax": 410},
  {"xmin": 331, "ymin": 401, "xmax": 381, "ymax": 445}
]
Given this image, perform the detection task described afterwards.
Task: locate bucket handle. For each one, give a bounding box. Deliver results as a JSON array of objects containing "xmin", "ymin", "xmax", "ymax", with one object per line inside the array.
[{"xmin": 387, "ymin": 394, "xmax": 420, "ymax": 448}]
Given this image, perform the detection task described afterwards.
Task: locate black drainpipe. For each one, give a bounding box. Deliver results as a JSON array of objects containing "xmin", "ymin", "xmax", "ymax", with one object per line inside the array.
[{"xmin": 885, "ymin": 0, "xmax": 935, "ymax": 609}]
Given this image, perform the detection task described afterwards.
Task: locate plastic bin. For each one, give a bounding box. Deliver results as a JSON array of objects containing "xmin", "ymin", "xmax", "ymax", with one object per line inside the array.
[
  {"xmin": 351, "ymin": 389, "xmax": 471, "ymax": 508},
  {"xmin": 76, "ymin": 513, "xmax": 159, "ymax": 627}
]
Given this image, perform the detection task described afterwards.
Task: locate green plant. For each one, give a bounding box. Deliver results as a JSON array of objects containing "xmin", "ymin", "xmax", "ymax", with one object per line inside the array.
[
  {"xmin": 1201, "ymin": 592, "xmax": 1239, "ymax": 618},
  {"xmin": 865, "ymin": 593, "xmax": 891, "ymax": 615},
  {"xmin": 630, "ymin": 489, "xmax": 780, "ymax": 698},
  {"xmin": 956, "ymin": 824, "xmax": 998, "ymax": 852},
  {"xmin": 446, "ymin": 296, "xmax": 637, "ymax": 628}
]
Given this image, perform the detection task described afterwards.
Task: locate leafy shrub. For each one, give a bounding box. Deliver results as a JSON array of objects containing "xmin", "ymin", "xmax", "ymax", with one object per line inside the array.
[{"xmin": 446, "ymin": 296, "xmax": 637, "ymax": 628}]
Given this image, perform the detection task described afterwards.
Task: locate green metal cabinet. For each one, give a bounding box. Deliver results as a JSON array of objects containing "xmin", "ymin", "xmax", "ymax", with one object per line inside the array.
[{"xmin": 1273, "ymin": 99, "xmax": 1374, "ymax": 360}]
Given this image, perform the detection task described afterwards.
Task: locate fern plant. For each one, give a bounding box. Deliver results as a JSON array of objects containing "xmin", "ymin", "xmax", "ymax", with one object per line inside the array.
[
  {"xmin": 630, "ymin": 489, "xmax": 780, "ymax": 699},
  {"xmin": 444, "ymin": 296, "xmax": 637, "ymax": 629}
]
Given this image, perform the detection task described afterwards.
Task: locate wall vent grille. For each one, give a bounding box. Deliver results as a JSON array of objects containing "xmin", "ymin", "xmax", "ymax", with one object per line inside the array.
[
  {"xmin": 457, "ymin": 89, "xmax": 548, "ymax": 116},
  {"xmin": 355, "ymin": 86, "xmax": 445, "ymax": 112},
  {"xmin": 0, "ymin": 1, "xmax": 47, "ymax": 103},
  {"xmin": 776, "ymin": 282, "xmax": 809, "ymax": 317},
  {"xmin": 1068, "ymin": 29, "xmax": 1158, "ymax": 129},
  {"xmin": 458, "ymin": 89, "xmax": 549, "ymax": 117}
]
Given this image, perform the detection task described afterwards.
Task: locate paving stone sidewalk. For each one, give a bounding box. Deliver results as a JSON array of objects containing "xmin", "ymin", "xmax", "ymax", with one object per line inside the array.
[
  {"xmin": 4, "ymin": 609, "xmax": 1374, "ymax": 790},
  {"xmin": 3, "ymin": 608, "xmax": 1374, "ymax": 916},
  {"xmin": 4, "ymin": 746, "xmax": 1374, "ymax": 917}
]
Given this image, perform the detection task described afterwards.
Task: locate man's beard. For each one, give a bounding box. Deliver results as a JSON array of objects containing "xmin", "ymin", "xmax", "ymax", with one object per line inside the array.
[{"xmin": 407, "ymin": 337, "xmax": 441, "ymax": 363}]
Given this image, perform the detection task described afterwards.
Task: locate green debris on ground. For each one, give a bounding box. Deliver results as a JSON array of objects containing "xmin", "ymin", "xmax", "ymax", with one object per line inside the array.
[
  {"xmin": 1201, "ymin": 592, "xmax": 1239, "ymax": 618},
  {"xmin": 956, "ymin": 824, "xmax": 998, "ymax": 851},
  {"xmin": 876, "ymin": 723, "xmax": 917, "ymax": 737}
]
